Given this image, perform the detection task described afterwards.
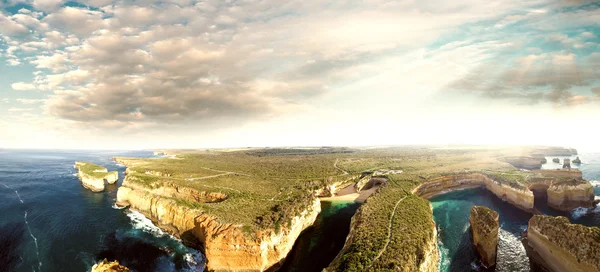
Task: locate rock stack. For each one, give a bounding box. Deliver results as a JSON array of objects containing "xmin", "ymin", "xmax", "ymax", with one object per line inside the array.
[
  {"xmin": 573, "ymin": 157, "xmax": 582, "ymax": 164},
  {"xmin": 469, "ymin": 206, "xmax": 499, "ymax": 268},
  {"xmin": 563, "ymin": 159, "xmax": 571, "ymax": 169}
]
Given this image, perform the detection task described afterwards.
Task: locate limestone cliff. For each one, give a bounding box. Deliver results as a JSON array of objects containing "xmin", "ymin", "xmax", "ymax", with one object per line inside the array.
[
  {"xmin": 418, "ymin": 204, "xmax": 440, "ymax": 272},
  {"xmin": 413, "ymin": 173, "xmax": 535, "ymax": 212},
  {"xmin": 75, "ymin": 162, "xmax": 119, "ymax": 192},
  {"xmin": 547, "ymin": 180, "xmax": 595, "ymax": 211},
  {"xmin": 526, "ymin": 215, "xmax": 600, "ymax": 272},
  {"xmin": 91, "ymin": 259, "xmax": 129, "ymax": 272},
  {"xmin": 116, "ymin": 176, "xmax": 321, "ymax": 272},
  {"xmin": 469, "ymin": 206, "xmax": 499, "ymax": 268},
  {"xmin": 413, "ymin": 172, "xmax": 595, "ymax": 212}
]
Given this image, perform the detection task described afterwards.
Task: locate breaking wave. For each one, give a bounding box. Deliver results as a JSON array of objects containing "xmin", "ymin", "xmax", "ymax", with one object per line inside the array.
[
  {"xmin": 125, "ymin": 210, "xmax": 168, "ymax": 238},
  {"xmin": 572, "ymin": 206, "xmax": 600, "ymax": 220}
]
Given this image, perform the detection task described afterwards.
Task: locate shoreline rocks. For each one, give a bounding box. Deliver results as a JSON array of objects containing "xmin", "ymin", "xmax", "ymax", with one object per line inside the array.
[
  {"xmin": 469, "ymin": 206, "xmax": 499, "ymax": 268},
  {"xmin": 525, "ymin": 215, "xmax": 600, "ymax": 272},
  {"xmin": 91, "ymin": 259, "xmax": 129, "ymax": 272},
  {"xmin": 573, "ymin": 157, "xmax": 582, "ymax": 164}
]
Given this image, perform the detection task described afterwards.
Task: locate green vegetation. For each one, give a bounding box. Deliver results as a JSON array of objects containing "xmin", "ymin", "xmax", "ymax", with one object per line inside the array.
[
  {"xmin": 76, "ymin": 162, "xmax": 116, "ymax": 179},
  {"xmin": 531, "ymin": 215, "xmax": 600, "ymax": 270},
  {"xmin": 327, "ymin": 185, "xmax": 435, "ymax": 271}
]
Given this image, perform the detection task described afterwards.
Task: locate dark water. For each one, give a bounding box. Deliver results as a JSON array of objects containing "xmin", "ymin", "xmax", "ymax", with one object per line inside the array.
[
  {"xmin": 280, "ymin": 200, "xmax": 359, "ymax": 272},
  {"xmin": 0, "ymin": 149, "xmax": 204, "ymax": 272},
  {"xmin": 432, "ymin": 152, "xmax": 600, "ymax": 272}
]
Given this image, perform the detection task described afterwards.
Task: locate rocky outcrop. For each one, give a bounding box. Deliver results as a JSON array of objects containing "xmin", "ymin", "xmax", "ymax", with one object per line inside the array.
[
  {"xmin": 525, "ymin": 215, "xmax": 600, "ymax": 272},
  {"xmin": 469, "ymin": 206, "xmax": 499, "ymax": 268},
  {"xmin": 553, "ymin": 158, "xmax": 560, "ymax": 163},
  {"xmin": 546, "ymin": 180, "xmax": 595, "ymax": 211},
  {"xmin": 116, "ymin": 177, "xmax": 320, "ymax": 272},
  {"xmin": 573, "ymin": 157, "xmax": 582, "ymax": 164},
  {"xmin": 91, "ymin": 259, "xmax": 129, "ymax": 272},
  {"xmin": 75, "ymin": 162, "xmax": 119, "ymax": 192},
  {"xmin": 413, "ymin": 173, "xmax": 535, "ymax": 212},
  {"xmin": 563, "ymin": 159, "xmax": 571, "ymax": 169}
]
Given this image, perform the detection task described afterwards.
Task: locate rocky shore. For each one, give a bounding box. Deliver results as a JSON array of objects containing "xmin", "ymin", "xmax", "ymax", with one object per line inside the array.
[{"xmin": 91, "ymin": 259, "xmax": 129, "ymax": 272}]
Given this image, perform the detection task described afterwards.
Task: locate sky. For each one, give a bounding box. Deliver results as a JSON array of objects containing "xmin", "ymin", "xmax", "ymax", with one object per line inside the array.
[{"xmin": 0, "ymin": 0, "xmax": 599, "ymax": 150}]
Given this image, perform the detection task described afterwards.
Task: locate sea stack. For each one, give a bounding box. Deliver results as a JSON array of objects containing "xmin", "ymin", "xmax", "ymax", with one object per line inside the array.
[
  {"xmin": 573, "ymin": 157, "xmax": 582, "ymax": 164},
  {"xmin": 75, "ymin": 162, "xmax": 119, "ymax": 192},
  {"xmin": 563, "ymin": 159, "xmax": 571, "ymax": 169},
  {"xmin": 91, "ymin": 259, "xmax": 129, "ymax": 272},
  {"xmin": 526, "ymin": 215, "xmax": 600, "ymax": 272},
  {"xmin": 553, "ymin": 158, "xmax": 560, "ymax": 163},
  {"xmin": 469, "ymin": 206, "xmax": 499, "ymax": 268}
]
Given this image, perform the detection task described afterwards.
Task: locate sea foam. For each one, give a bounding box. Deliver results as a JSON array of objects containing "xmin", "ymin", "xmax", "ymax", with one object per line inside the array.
[{"xmin": 125, "ymin": 210, "xmax": 168, "ymax": 238}]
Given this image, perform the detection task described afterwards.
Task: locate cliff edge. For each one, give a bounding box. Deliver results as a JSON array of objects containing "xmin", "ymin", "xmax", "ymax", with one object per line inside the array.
[
  {"xmin": 469, "ymin": 206, "xmax": 499, "ymax": 268},
  {"xmin": 75, "ymin": 162, "xmax": 118, "ymax": 192},
  {"xmin": 526, "ymin": 215, "xmax": 600, "ymax": 272},
  {"xmin": 116, "ymin": 174, "xmax": 321, "ymax": 272}
]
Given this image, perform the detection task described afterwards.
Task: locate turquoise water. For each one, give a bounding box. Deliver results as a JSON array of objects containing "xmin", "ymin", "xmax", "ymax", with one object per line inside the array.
[
  {"xmin": 280, "ymin": 200, "xmax": 359, "ymax": 272},
  {"xmin": 0, "ymin": 150, "xmax": 204, "ymax": 272},
  {"xmin": 432, "ymin": 152, "xmax": 600, "ymax": 272}
]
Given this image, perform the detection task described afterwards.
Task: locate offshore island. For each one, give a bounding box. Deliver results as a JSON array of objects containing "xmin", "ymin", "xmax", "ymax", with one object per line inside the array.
[{"xmin": 77, "ymin": 146, "xmax": 600, "ymax": 272}]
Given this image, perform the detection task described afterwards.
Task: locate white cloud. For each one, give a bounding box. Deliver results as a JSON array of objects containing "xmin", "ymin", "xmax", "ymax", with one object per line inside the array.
[
  {"xmin": 11, "ymin": 82, "xmax": 37, "ymax": 91},
  {"xmin": 8, "ymin": 107, "xmax": 33, "ymax": 112},
  {"xmin": 16, "ymin": 98, "xmax": 45, "ymax": 104}
]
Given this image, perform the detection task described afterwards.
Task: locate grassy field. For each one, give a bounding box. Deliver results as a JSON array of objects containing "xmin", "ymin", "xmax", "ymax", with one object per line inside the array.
[{"xmin": 76, "ymin": 162, "xmax": 115, "ymax": 179}]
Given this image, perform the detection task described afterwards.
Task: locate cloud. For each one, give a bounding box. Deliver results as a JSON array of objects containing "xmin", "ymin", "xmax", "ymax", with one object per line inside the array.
[
  {"xmin": 1, "ymin": 0, "xmax": 599, "ymax": 133},
  {"xmin": 449, "ymin": 51, "xmax": 600, "ymax": 106},
  {"xmin": 8, "ymin": 107, "xmax": 33, "ymax": 112},
  {"xmin": 11, "ymin": 82, "xmax": 37, "ymax": 91},
  {"xmin": 16, "ymin": 98, "xmax": 45, "ymax": 104},
  {"xmin": 0, "ymin": 14, "xmax": 29, "ymax": 36}
]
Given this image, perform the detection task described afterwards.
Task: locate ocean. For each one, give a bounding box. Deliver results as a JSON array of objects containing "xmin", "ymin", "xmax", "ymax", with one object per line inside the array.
[
  {"xmin": 0, "ymin": 149, "xmax": 204, "ymax": 272},
  {"xmin": 431, "ymin": 152, "xmax": 600, "ymax": 272}
]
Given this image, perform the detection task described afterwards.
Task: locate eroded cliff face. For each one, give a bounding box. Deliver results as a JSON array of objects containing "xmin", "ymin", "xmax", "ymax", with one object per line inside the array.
[
  {"xmin": 413, "ymin": 173, "xmax": 535, "ymax": 212},
  {"xmin": 526, "ymin": 215, "xmax": 600, "ymax": 272},
  {"xmin": 418, "ymin": 204, "xmax": 440, "ymax": 272},
  {"xmin": 91, "ymin": 259, "xmax": 129, "ymax": 272},
  {"xmin": 469, "ymin": 206, "xmax": 499, "ymax": 268},
  {"xmin": 547, "ymin": 182, "xmax": 595, "ymax": 211},
  {"xmin": 116, "ymin": 176, "xmax": 321, "ymax": 272}
]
